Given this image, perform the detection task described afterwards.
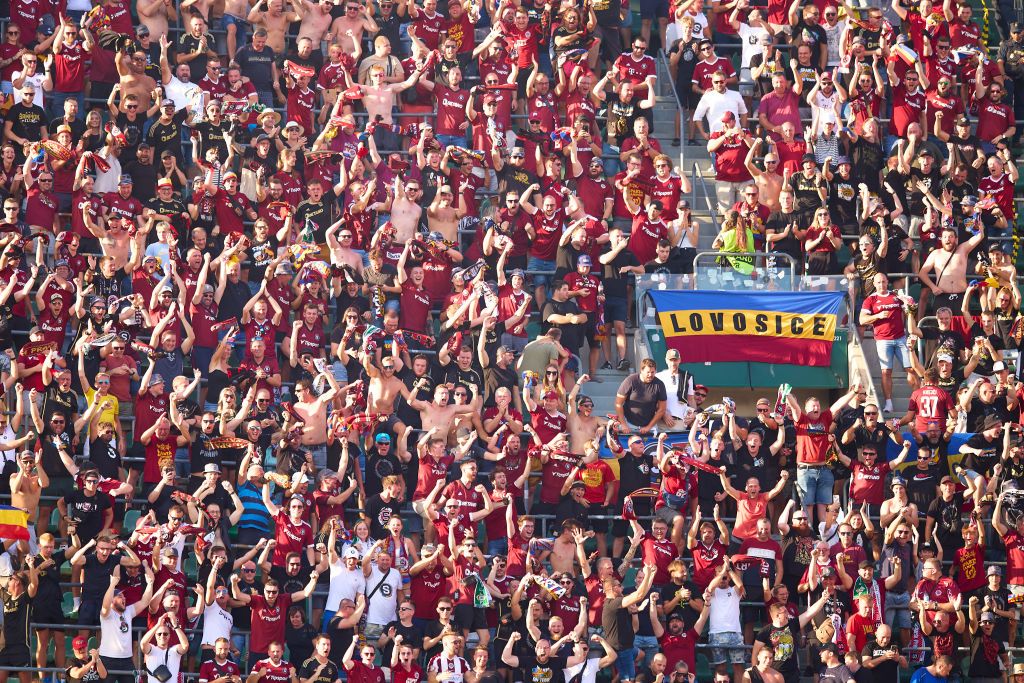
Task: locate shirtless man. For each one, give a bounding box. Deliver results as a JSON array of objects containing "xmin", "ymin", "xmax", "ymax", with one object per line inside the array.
[
  {"xmin": 358, "ymin": 64, "xmax": 422, "ymax": 126},
  {"xmin": 549, "ymin": 523, "xmax": 590, "ymax": 575},
  {"xmin": 410, "ymin": 384, "xmax": 478, "ymax": 443},
  {"xmin": 222, "ymin": 0, "xmax": 252, "ymax": 59},
  {"xmin": 247, "ymin": 0, "xmax": 304, "ymax": 54},
  {"xmin": 137, "ymin": 0, "xmax": 179, "ymax": 41},
  {"xmin": 84, "ymin": 205, "xmax": 135, "ymax": 271},
  {"xmin": 743, "ymin": 140, "xmax": 783, "ymax": 212},
  {"xmin": 362, "ymin": 351, "xmax": 419, "ymax": 434},
  {"xmin": 566, "ymin": 376, "xmax": 604, "ymax": 454},
  {"xmin": 290, "ymin": 372, "xmax": 340, "ymax": 469},
  {"xmin": 298, "ymin": 0, "xmax": 335, "ymax": 44},
  {"xmin": 116, "ymin": 46, "xmax": 158, "ymax": 111},
  {"xmin": 325, "ymin": 220, "xmax": 364, "ymax": 276},
  {"xmin": 426, "ymin": 182, "xmax": 465, "ymax": 244},
  {"xmin": 10, "ymin": 449, "xmax": 46, "ymax": 541},
  {"xmin": 389, "ymin": 176, "xmax": 423, "ymax": 245},
  {"xmin": 918, "ymin": 224, "xmax": 985, "ymax": 314},
  {"xmin": 329, "ymin": 0, "xmax": 378, "ymax": 56}
]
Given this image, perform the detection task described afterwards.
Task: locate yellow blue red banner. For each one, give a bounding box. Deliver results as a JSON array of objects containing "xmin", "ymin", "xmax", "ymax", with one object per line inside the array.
[{"xmin": 648, "ymin": 290, "xmax": 844, "ymax": 366}]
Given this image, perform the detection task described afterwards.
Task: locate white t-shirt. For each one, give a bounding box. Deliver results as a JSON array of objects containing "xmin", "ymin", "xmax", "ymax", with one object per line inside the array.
[
  {"xmin": 10, "ymin": 71, "xmax": 46, "ymax": 107},
  {"xmin": 692, "ymin": 89, "xmax": 748, "ymax": 134},
  {"xmin": 656, "ymin": 369, "xmax": 693, "ymax": 419},
  {"xmin": 144, "ymin": 645, "xmax": 184, "ymax": 683},
  {"xmin": 737, "ymin": 23, "xmax": 771, "ymax": 70},
  {"xmin": 564, "ymin": 657, "xmax": 601, "ymax": 683},
  {"xmin": 325, "ymin": 561, "xmax": 365, "ymax": 612},
  {"xmin": 364, "ymin": 566, "xmax": 403, "ymax": 626},
  {"xmin": 162, "ymin": 76, "xmax": 204, "ymax": 119},
  {"xmin": 200, "ymin": 600, "xmax": 234, "ymax": 646},
  {"xmin": 708, "ymin": 585, "xmax": 742, "ymax": 634},
  {"xmin": 99, "ymin": 604, "xmax": 137, "ymax": 659}
]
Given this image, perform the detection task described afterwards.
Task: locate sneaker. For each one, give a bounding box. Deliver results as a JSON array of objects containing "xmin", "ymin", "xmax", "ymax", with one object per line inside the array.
[
  {"xmin": 883, "ymin": 399, "xmax": 893, "ymax": 413},
  {"xmin": 601, "ymin": 361, "xmax": 613, "ymax": 370},
  {"xmin": 617, "ymin": 359, "xmax": 630, "ymax": 371}
]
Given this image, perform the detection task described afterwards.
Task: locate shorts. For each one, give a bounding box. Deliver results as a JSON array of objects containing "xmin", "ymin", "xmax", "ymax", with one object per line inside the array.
[
  {"xmin": 43, "ymin": 476, "xmax": 75, "ymax": 501},
  {"xmin": 708, "ymin": 631, "xmax": 746, "ymax": 665},
  {"xmin": 605, "ymin": 297, "xmax": 628, "ymax": 324},
  {"xmin": 0, "ymin": 646, "xmax": 31, "ymax": 667},
  {"xmin": 78, "ymin": 598, "xmax": 102, "ymax": 627},
  {"xmin": 796, "ymin": 465, "xmax": 834, "ymax": 505},
  {"xmin": 454, "ymin": 602, "xmax": 487, "ymax": 631},
  {"xmin": 527, "ymin": 256, "xmax": 557, "ymax": 288},
  {"xmin": 614, "ymin": 646, "xmax": 638, "ymax": 680},
  {"xmin": 875, "ymin": 337, "xmax": 911, "ymax": 371},
  {"xmin": 33, "ymin": 602, "xmax": 65, "ymax": 629},
  {"xmin": 638, "ymin": 0, "xmax": 668, "ymax": 19},
  {"xmin": 885, "ymin": 590, "xmax": 911, "ymax": 629}
]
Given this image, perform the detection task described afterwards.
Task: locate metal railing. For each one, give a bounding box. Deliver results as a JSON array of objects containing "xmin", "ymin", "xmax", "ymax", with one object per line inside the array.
[
  {"xmin": 690, "ymin": 250, "xmax": 797, "ymax": 291},
  {"xmin": 690, "ymin": 163, "xmax": 721, "ymax": 235}
]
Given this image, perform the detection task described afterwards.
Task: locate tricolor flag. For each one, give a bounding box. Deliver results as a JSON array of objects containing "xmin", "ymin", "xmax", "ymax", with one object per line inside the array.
[
  {"xmin": 0, "ymin": 506, "xmax": 29, "ymax": 541},
  {"xmin": 648, "ymin": 290, "xmax": 844, "ymax": 367}
]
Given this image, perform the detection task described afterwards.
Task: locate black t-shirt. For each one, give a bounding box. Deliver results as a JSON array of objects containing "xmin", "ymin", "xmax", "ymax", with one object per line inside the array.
[
  {"xmin": 81, "ymin": 551, "xmax": 121, "ymax": 601},
  {"xmin": 496, "ymin": 164, "xmax": 536, "ymax": 198},
  {"xmin": 235, "ymin": 45, "xmax": 277, "ymax": 91},
  {"xmin": 765, "ymin": 210, "xmax": 802, "ymax": 265},
  {"xmin": 364, "ymin": 494, "xmax": 402, "ymax": 539},
  {"xmin": 66, "ymin": 654, "xmax": 101, "ymax": 683},
  {"xmin": 920, "ymin": 326, "xmax": 966, "ymax": 368},
  {"xmin": 33, "ymin": 548, "xmax": 69, "ymax": 609},
  {"xmin": 124, "ymin": 161, "xmax": 159, "ymax": 202},
  {"xmin": 113, "ymin": 112, "xmax": 145, "ymax": 164},
  {"xmin": 5, "ymin": 102, "xmax": 45, "ymax": 142},
  {"xmin": 962, "ymin": 432, "xmax": 1001, "ymax": 475},
  {"xmin": 517, "ymin": 654, "xmax": 569, "ymax": 683},
  {"xmin": 297, "ymin": 656, "xmax": 339, "ymax": 683},
  {"xmin": 905, "ymin": 466, "xmax": 941, "ymax": 512},
  {"xmin": 657, "ymin": 581, "xmax": 700, "ymax": 629},
  {"xmin": 541, "ymin": 298, "xmax": 583, "ymax": 355},
  {"xmin": 967, "ymin": 633, "xmax": 1005, "ymax": 677},
  {"xmin": 42, "ymin": 384, "xmax": 78, "ymax": 426},
  {"xmin": 2, "ymin": 589, "xmax": 31, "ymax": 647},
  {"xmin": 966, "ymin": 396, "xmax": 1012, "ymax": 433},
  {"xmin": 755, "ymin": 621, "xmax": 801, "ymax": 677},
  {"xmin": 146, "ymin": 109, "xmax": 191, "ymax": 162},
  {"xmin": 927, "ymin": 494, "xmax": 965, "ymax": 549},
  {"xmin": 62, "ymin": 489, "xmax": 112, "ymax": 541},
  {"xmin": 615, "ymin": 374, "xmax": 667, "ymax": 427},
  {"xmin": 483, "ymin": 362, "xmax": 518, "ymax": 407},
  {"xmin": 860, "ymin": 638, "xmax": 900, "ymax": 681},
  {"xmin": 601, "ymin": 248, "xmax": 638, "ymax": 300},
  {"xmin": 379, "ymin": 620, "xmax": 424, "ymax": 664}
]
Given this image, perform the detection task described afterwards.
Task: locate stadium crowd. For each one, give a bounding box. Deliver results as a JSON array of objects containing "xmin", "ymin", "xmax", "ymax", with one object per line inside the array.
[{"xmin": 0, "ymin": 0, "xmax": 1020, "ymax": 680}]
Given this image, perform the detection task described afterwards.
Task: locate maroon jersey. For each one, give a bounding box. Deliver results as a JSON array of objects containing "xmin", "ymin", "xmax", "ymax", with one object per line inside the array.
[
  {"xmin": 434, "ymin": 85, "xmax": 470, "ymax": 137},
  {"xmin": 412, "ymin": 10, "xmax": 447, "ymax": 49},
  {"xmin": 413, "ymin": 452, "xmax": 455, "ymax": 501},
  {"xmin": 528, "ymin": 209, "xmax": 565, "ymax": 261},
  {"xmin": 250, "ymin": 656, "xmax": 293, "ymax": 682},
  {"xmin": 410, "ymin": 565, "xmax": 450, "ymax": 619},
  {"xmin": 540, "ymin": 449, "xmax": 578, "ymax": 505},
  {"xmin": 628, "ymin": 214, "xmax": 668, "ymax": 263},
  {"xmin": 614, "ymin": 52, "xmax": 657, "ymax": 85},
  {"xmin": 199, "ymin": 659, "xmax": 241, "ymax": 683},
  {"xmin": 53, "ymin": 40, "xmax": 89, "ymax": 92}
]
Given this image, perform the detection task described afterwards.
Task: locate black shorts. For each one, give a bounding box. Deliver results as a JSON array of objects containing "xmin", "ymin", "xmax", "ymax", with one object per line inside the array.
[
  {"xmin": 0, "ymin": 646, "xmax": 31, "ymax": 667},
  {"xmin": 454, "ymin": 603, "xmax": 487, "ymax": 631},
  {"xmin": 33, "ymin": 604, "xmax": 65, "ymax": 630}
]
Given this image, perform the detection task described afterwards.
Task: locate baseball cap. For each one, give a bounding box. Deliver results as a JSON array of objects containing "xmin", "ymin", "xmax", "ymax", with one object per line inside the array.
[
  {"xmin": 940, "ymin": 475, "xmax": 955, "ymax": 484},
  {"xmin": 988, "ymin": 565, "xmax": 1003, "ymax": 576},
  {"xmin": 54, "ymin": 259, "xmax": 69, "ymax": 269},
  {"xmin": 203, "ymin": 463, "xmax": 221, "ymax": 474},
  {"xmin": 510, "ymin": 268, "xmax": 525, "ymax": 278},
  {"xmin": 156, "ymin": 178, "xmax": 173, "ymax": 188},
  {"xmin": 918, "ymin": 148, "xmax": 934, "ymax": 158},
  {"xmin": 819, "ymin": 566, "xmax": 835, "ymax": 578},
  {"xmin": 955, "ymin": 115, "xmax": 970, "ymax": 126},
  {"xmin": 291, "ymin": 471, "xmax": 310, "ymax": 486},
  {"xmin": 668, "ymin": 612, "xmax": 684, "ymax": 622},
  {"xmin": 543, "ymin": 390, "xmax": 560, "ymax": 400},
  {"xmin": 118, "ymin": 174, "xmax": 133, "ymax": 186},
  {"xmin": 498, "ymin": 345, "xmax": 516, "ymax": 356},
  {"xmin": 570, "ymin": 480, "xmax": 586, "ymax": 491},
  {"xmin": 482, "ymin": 93, "xmax": 498, "ymax": 103},
  {"xmin": 981, "ymin": 611, "xmax": 997, "ymax": 623},
  {"xmin": 161, "ymin": 98, "xmax": 174, "ymax": 108},
  {"xmin": 343, "ymin": 547, "xmax": 360, "ymax": 559},
  {"xmin": 819, "ymin": 642, "xmax": 838, "ymax": 654},
  {"xmin": 151, "ymin": 373, "xmax": 165, "ymax": 385},
  {"xmin": 890, "ymin": 476, "xmax": 907, "ymax": 488},
  {"xmin": 256, "ymin": 134, "xmax": 270, "ymax": 143},
  {"xmin": 577, "ymin": 255, "xmax": 592, "ymax": 267},
  {"xmin": 666, "ymin": 349, "xmax": 680, "ymax": 360},
  {"xmin": 375, "ymin": 433, "xmax": 392, "ymax": 444},
  {"xmin": 72, "ymin": 636, "xmax": 88, "ymax": 650},
  {"xmin": 937, "ymin": 353, "xmax": 954, "ymax": 363},
  {"xmin": 801, "ymin": 153, "xmax": 817, "ymax": 163}
]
